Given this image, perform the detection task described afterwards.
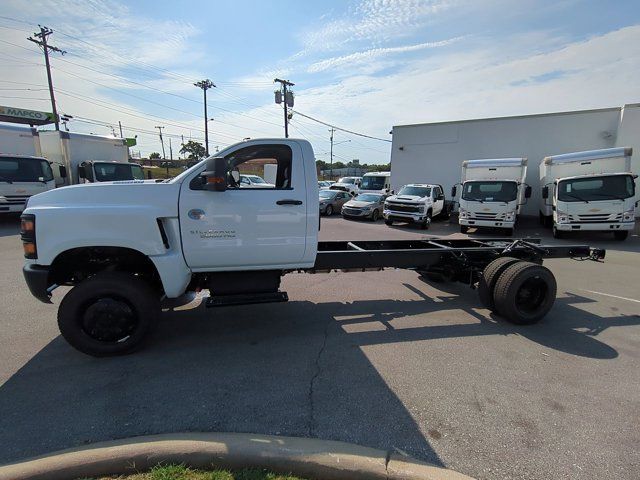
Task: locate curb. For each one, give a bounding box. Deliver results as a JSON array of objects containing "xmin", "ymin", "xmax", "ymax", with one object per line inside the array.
[{"xmin": 0, "ymin": 432, "xmax": 474, "ymax": 480}]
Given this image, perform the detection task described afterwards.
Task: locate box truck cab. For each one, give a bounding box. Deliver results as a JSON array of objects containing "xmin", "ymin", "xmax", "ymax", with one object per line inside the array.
[
  {"xmin": 359, "ymin": 171, "xmax": 391, "ymax": 194},
  {"xmin": 78, "ymin": 160, "xmax": 145, "ymax": 183},
  {"xmin": 453, "ymin": 158, "xmax": 530, "ymax": 236},
  {"xmin": 540, "ymin": 147, "xmax": 636, "ymax": 241},
  {"xmin": 0, "ymin": 154, "xmax": 61, "ymax": 214}
]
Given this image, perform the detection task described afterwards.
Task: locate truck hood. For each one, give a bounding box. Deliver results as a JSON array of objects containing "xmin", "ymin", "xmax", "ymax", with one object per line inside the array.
[
  {"xmin": 1, "ymin": 181, "xmax": 53, "ymax": 197},
  {"xmin": 386, "ymin": 195, "xmax": 428, "ymax": 203},
  {"xmin": 463, "ymin": 201, "xmax": 514, "ymax": 214},
  {"xmin": 25, "ymin": 180, "xmax": 181, "ymax": 216},
  {"xmin": 560, "ymin": 199, "xmax": 627, "ymax": 215}
]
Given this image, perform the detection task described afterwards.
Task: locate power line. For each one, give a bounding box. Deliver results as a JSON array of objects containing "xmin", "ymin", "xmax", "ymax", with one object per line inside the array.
[{"xmin": 292, "ymin": 110, "xmax": 391, "ymax": 142}]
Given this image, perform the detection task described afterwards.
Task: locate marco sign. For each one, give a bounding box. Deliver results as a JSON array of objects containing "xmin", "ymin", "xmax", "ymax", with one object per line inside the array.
[{"xmin": 0, "ymin": 105, "xmax": 55, "ymax": 126}]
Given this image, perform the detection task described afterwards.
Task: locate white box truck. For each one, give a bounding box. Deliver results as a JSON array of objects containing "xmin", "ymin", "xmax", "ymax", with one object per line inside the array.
[
  {"xmin": 453, "ymin": 158, "xmax": 530, "ymax": 235},
  {"xmin": 540, "ymin": 147, "xmax": 636, "ymax": 241},
  {"xmin": 0, "ymin": 124, "xmax": 60, "ymax": 214},
  {"xmin": 39, "ymin": 131, "xmax": 143, "ymax": 185},
  {"xmin": 360, "ymin": 171, "xmax": 392, "ymax": 194}
]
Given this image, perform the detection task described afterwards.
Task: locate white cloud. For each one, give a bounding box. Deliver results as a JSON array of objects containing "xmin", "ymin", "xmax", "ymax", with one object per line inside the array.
[{"xmin": 307, "ymin": 36, "xmax": 464, "ymax": 73}]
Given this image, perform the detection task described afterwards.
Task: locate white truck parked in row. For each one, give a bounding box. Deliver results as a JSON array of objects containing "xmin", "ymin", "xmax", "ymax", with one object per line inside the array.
[
  {"xmin": 383, "ymin": 184, "xmax": 451, "ymax": 229},
  {"xmin": 453, "ymin": 158, "xmax": 530, "ymax": 236},
  {"xmin": 0, "ymin": 124, "xmax": 62, "ymax": 214},
  {"xmin": 20, "ymin": 139, "xmax": 605, "ymax": 357},
  {"xmin": 39, "ymin": 130, "xmax": 143, "ymax": 185},
  {"xmin": 330, "ymin": 176, "xmax": 361, "ymax": 195},
  {"xmin": 540, "ymin": 147, "xmax": 636, "ymax": 240},
  {"xmin": 359, "ymin": 171, "xmax": 392, "ymax": 194}
]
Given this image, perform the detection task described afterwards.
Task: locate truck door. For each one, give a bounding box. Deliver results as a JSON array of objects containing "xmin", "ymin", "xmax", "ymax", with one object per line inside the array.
[
  {"xmin": 432, "ymin": 186, "xmax": 444, "ymax": 215},
  {"xmin": 179, "ymin": 142, "xmax": 308, "ymax": 270}
]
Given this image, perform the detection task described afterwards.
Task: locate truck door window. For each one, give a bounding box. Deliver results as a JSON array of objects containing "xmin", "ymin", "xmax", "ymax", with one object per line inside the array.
[{"xmin": 191, "ymin": 144, "xmax": 293, "ymax": 190}]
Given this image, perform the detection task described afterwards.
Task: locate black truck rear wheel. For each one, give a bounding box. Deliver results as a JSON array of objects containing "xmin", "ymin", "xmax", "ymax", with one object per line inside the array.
[
  {"xmin": 477, "ymin": 256, "xmax": 520, "ymax": 310},
  {"xmin": 58, "ymin": 272, "xmax": 160, "ymax": 357},
  {"xmin": 493, "ymin": 262, "xmax": 557, "ymax": 325}
]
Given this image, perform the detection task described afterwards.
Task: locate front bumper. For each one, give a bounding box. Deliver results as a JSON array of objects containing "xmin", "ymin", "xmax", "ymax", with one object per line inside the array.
[
  {"xmin": 555, "ymin": 222, "xmax": 635, "ymax": 232},
  {"xmin": 383, "ymin": 210, "xmax": 427, "ymax": 223},
  {"xmin": 23, "ymin": 264, "xmax": 52, "ymax": 303},
  {"xmin": 0, "ymin": 203, "xmax": 27, "ymax": 214},
  {"xmin": 459, "ymin": 218, "xmax": 515, "ymax": 228},
  {"xmin": 343, "ymin": 208, "xmax": 373, "ymax": 218}
]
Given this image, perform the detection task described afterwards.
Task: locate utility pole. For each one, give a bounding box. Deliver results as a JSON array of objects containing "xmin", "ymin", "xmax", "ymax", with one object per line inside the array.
[
  {"xmin": 329, "ymin": 128, "xmax": 335, "ymax": 180},
  {"xmin": 194, "ymin": 79, "xmax": 215, "ymax": 156},
  {"xmin": 118, "ymin": 121, "xmax": 124, "ymax": 138},
  {"xmin": 155, "ymin": 125, "xmax": 166, "ymax": 161},
  {"xmin": 168, "ymin": 138, "xmax": 173, "ymax": 178},
  {"xmin": 28, "ymin": 26, "xmax": 65, "ymax": 131},
  {"xmin": 274, "ymin": 78, "xmax": 294, "ymax": 138}
]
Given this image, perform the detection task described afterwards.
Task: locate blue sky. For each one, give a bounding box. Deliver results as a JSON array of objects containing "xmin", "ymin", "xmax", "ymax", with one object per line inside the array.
[{"xmin": 1, "ymin": 0, "xmax": 639, "ymax": 163}]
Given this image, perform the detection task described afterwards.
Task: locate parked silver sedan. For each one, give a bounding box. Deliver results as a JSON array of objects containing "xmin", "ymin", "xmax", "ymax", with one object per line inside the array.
[
  {"xmin": 341, "ymin": 192, "xmax": 387, "ymax": 221},
  {"xmin": 319, "ymin": 189, "xmax": 352, "ymax": 216}
]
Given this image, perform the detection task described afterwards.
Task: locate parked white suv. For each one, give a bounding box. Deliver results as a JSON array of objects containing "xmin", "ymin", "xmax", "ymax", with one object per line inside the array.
[{"xmin": 330, "ymin": 176, "xmax": 361, "ymax": 195}]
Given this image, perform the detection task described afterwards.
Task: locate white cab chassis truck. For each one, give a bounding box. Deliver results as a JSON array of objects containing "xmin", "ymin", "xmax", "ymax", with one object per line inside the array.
[
  {"xmin": 20, "ymin": 139, "xmax": 605, "ymax": 356},
  {"xmin": 453, "ymin": 158, "xmax": 530, "ymax": 236},
  {"xmin": 39, "ymin": 130, "xmax": 141, "ymax": 184},
  {"xmin": 540, "ymin": 147, "xmax": 636, "ymax": 241},
  {"xmin": 383, "ymin": 184, "xmax": 452, "ymax": 229},
  {"xmin": 360, "ymin": 171, "xmax": 392, "ymax": 194},
  {"xmin": 0, "ymin": 124, "xmax": 65, "ymax": 214}
]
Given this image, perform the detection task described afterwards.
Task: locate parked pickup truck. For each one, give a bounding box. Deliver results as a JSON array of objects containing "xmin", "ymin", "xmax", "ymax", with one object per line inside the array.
[
  {"xmin": 21, "ymin": 139, "xmax": 605, "ymax": 356},
  {"xmin": 383, "ymin": 184, "xmax": 453, "ymax": 229}
]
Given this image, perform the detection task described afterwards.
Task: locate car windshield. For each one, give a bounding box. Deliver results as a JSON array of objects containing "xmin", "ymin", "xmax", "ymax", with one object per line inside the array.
[
  {"xmin": 319, "ymin": 190, "xmax": 337, "ymax": 198},
  {"xmin": 558, "ymin": 175, "xmax": 634, "ymax": 202},
  {"xmin": 354, "ymin": 193, "xmax": 383, "ymax": 202},
  {"xmin": 360, "ymin": 176, "xmax": 387, "ymax": 190},
  {"xmin": 0, "ymin": 157, "xmax": 53, "ymax": 183},
  {"xmin": 93, "ymin": 162, "xmax": 141, "ymax": 182},
  {"xmin": 398, "ymin": 186, "xmax": 430, "ymax": 197},
  {"xmin": 338, "ymin": 177, "xmax": 355, "ymax": 184},
  {"xmin": 462, "ymin": 181, "xmax": 517, "ymax": 202}
]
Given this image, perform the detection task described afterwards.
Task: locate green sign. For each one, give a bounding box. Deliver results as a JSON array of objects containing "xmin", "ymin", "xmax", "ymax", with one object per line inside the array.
[
  {"xmin": 125, "ymin": 137, "xmax": 137, "ymax": 147},
  {"xmin": 0, "ymin": 105, "xmax": 55, "ymax": 126}
]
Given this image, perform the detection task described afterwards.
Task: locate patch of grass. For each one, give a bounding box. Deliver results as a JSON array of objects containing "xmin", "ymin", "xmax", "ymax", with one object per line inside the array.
[{"xmin": 91, "ymin": 463, "xmax": 306, "ymax": 480}]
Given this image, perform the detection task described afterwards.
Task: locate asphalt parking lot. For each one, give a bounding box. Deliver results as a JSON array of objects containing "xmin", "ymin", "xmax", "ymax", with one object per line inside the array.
[{"xmin": 0, "ymin": 213, "xmax": 639, "ymax": 480}]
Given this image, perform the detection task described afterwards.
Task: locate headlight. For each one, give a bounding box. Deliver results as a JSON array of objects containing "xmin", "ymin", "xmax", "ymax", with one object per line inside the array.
[
  {"xmin": 504, "ymin": 211, "xmax": 516, "ymax": 222},
  {"xmin": 622, "ymin": 209, "xmax": 635, "ymax": 222},
  {"xmin": 459, "ymin": 208, "xmax": 468, "ymax": 219},
  {"xmin": 557, "ymin": 211, "xmax": 570, "ymax": 224},
  {"xmin": 417, "ymin": 205, "xmax": 425, "ymax": 213}
]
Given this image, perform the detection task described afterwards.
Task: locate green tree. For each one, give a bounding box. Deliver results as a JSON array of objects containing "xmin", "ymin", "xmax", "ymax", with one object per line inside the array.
[
  {"xmin": 149, "ymin": 152, "xmax": 161, "ymax": 159},
  {"xmin": 180, "ymin": 140, "xmax": 206, "ymax": 160}
]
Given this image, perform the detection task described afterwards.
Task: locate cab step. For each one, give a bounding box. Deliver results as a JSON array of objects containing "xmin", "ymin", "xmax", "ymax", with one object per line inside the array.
[{"xmin": 205, "ymin": 291, "xmax": 289, "ymax": 308}]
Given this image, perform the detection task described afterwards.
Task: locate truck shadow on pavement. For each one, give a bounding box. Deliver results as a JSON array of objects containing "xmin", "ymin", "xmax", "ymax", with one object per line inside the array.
[
  {"xmin": 0, "ymin": 282, "xmax": 636, "ymax": 467},
  {"xmin": 0, "ymin": 215, "xmax": 20, "ymax": 238}
]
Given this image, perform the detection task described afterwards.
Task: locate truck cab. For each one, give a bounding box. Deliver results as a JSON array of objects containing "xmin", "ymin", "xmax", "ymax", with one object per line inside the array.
[
  {"xmin": 540, "ymin": 148, "xmax": 636, "ymax": 240},
  {"xmin": 383, "ymin": 183, "xmax": 446, "ymax": 229},
  {"xmin": 359, "ymin": 171, "xmax": 391, "ymax": 194},
  {"xmin": 78, "ymin": 161, "xmax": 145, "ymax": 183},
  {"xmin": 454, "ymin": 158, "xmax": 530, "ymax": 236},
  {"xmin": 0, "ymin": 154, "xmax": 61, "ymax": 214},
  {"xmin": 330, "ymin": 176, "xmax": 361, "ymax": 195}
]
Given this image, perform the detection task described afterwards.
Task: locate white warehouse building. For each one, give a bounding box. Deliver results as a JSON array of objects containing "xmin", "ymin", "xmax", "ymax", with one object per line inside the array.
[{"xmin": 390, "ymin": 103, "xmax": 640, "ymax": 216}]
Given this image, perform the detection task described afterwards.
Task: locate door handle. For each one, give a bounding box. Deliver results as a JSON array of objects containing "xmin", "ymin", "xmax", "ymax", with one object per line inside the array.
[{"xmin": 276, "ymin": 199, "xmax": 303, "ymax": 205}]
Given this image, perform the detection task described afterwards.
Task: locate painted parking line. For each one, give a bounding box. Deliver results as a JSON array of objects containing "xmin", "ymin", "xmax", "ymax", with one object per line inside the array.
[{"xmin": 581, "ymin": 289, "xmax": 640, "ymax": 304}]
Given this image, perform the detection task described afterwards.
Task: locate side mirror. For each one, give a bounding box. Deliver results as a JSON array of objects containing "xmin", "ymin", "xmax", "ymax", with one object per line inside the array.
[
  {"xmin": 59, "ymin": 165, "xmax": 67, "ymax": 178},
  {"xmin": 542, "ymin": 186, "xmax": 549, "ymax": 199},
  {"xmin": 202, "ymin": 157, "xmax": 227, "ymax": 192},
  {"xmin": 231, "ymin": 168, "xmax": 240, "ymax": 184},
  {"xmin": 525, "ymin": 185, "xmax": 532, "ymax": 198},
  {"xmin": 78, "ymin": 166, "xmax": 85, "ymax": 179},
  {"xmin": 451, "ymin": 186, "xmax": 457, "ymax": 197}
]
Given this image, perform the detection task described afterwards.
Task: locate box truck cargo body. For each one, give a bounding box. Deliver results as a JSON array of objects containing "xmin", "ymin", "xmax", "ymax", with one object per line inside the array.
[
  {"xmin": 540, "ymin": 147, "xmax": 635, "ymax": 240},
  {"xmin": 39, "ymin": 131, "xmax": 141, "ymax": 185},
  {"xmin": 454, "ymin": 158, "xmax": 530, "ymax": 235}
]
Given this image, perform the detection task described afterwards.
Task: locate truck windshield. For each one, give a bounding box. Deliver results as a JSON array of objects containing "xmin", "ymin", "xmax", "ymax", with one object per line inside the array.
[
  {"xmin": 558, "ymin": 175, "xmax": 634, "ymax": 202},
  {"xmin": 94, "ymin": 162, "xmax": 144, "ymax": 181},
  {"xmin": 462, "ymin": 181, "xmax": 517, "ymax": 202},
  {"xmin": 398, "ymin": 186, "xmax": 430, "ymax": 197},
  {"xmin": 0, "ymin": 157, "xmax": 53, "ymax": 183},
  {"xmin": 360, "ymin": 176, "xmax": 386, "ymax": 190}
]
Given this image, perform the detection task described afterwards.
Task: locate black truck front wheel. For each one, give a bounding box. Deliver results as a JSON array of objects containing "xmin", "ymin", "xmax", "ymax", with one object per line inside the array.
[
  {"xmin": 493, "ymin": 262, "xmax": 557, "ymax": 325},
  {"xmin": 58, "ymin": 272, "xmax": 160, "ymax": 356}
]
